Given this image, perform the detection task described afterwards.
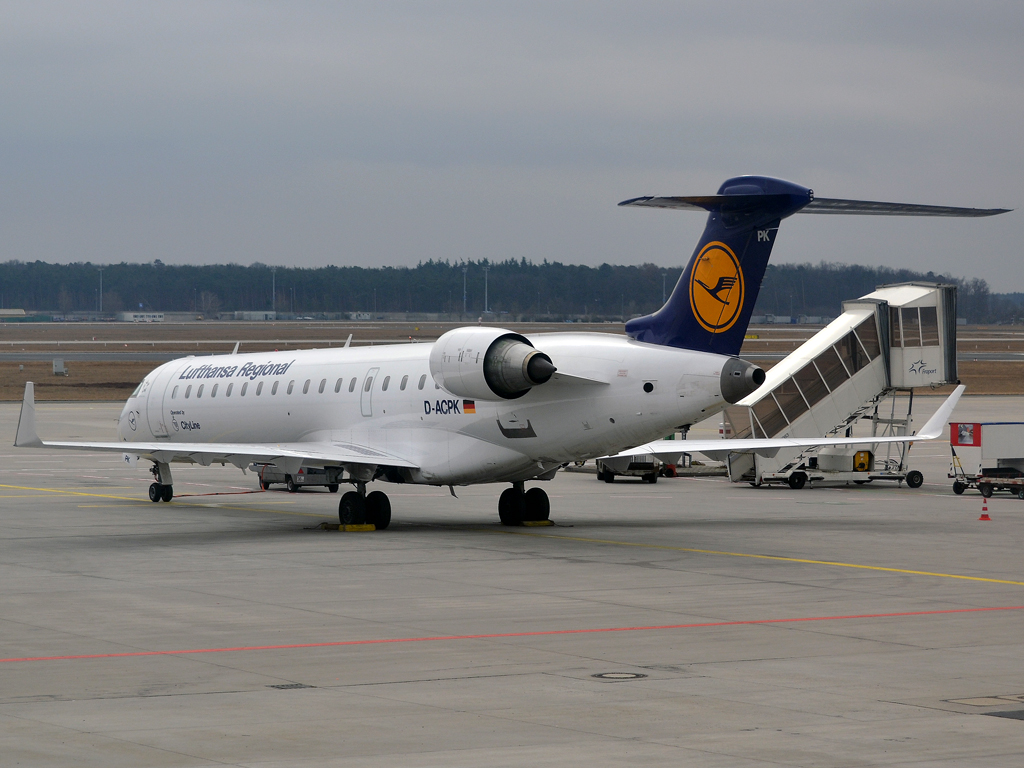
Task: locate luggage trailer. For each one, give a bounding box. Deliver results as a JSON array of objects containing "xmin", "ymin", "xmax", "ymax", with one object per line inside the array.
[{"xmin": 949, "ymin": 422, "xmax": 1024, "ymax": 498}]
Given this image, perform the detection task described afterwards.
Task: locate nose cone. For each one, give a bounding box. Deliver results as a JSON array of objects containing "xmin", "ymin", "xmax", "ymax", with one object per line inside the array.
[{"xmin": 720, "ymin": 357, "xmax": 765, "ymax": 404}]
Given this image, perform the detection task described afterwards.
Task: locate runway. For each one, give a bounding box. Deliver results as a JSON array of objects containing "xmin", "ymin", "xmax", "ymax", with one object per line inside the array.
[{"xmin": 2, "ymin": 396, "xmax": 1024, "ymax": 766}]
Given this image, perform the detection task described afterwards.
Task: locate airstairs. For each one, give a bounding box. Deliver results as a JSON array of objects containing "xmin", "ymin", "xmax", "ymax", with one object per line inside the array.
[{"xmin": 720, "ymin": 283, "xmax": 958, "ymax": 489}]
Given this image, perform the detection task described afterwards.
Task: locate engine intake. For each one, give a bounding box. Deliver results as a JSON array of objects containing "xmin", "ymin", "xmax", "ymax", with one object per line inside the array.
[
  {"xmin": 429, "ymin": 328, "xmax": 556, "ymax": 400},
  {"xmin": 720, "ymin": 357, "xmax": 765, "ymax": 404}
]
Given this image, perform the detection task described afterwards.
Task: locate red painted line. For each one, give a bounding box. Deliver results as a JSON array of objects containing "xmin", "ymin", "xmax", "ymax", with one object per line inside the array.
[{"xmin": 3, "ymin": 605, "xmax": 1021, "ymax": 664}]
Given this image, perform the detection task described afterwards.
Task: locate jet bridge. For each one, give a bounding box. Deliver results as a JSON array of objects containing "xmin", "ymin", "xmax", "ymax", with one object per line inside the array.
[{"xmin": 720, "ymin": 282, "xmax": 958, "ymax": 489}]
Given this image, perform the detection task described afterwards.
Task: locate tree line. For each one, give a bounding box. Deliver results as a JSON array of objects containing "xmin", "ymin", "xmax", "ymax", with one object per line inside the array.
[{"xmin": 0, "ymin": 258, "xmax": 1019, "ymax": 323}]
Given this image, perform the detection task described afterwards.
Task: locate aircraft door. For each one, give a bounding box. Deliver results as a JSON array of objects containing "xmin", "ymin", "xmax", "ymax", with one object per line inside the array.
[
  {"xmin": 145, "ymin": 363, "xmax": 184, "ymax": 438},
  {"xmin": 360, "ymin": 367, "xmax": 379, "ymax": 417}
]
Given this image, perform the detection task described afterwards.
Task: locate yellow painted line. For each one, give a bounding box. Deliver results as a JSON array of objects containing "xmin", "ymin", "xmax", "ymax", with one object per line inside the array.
[
  {"xmin": 490, "ymin": 529, "xmax": 1024, "ymax": 587},
  {"xmin": 0, "ymin": 484, "xmax": 324, "ymax": 518}
]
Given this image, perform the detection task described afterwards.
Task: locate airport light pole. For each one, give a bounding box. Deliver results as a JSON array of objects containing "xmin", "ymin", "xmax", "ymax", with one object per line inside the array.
[
  {"xmin": 483, "ymin": 266, "xmax": 490, "ymax": 313},
  {"xmin": 98, "ymin": 268, "xmax": 103, "ymax": 314},
  {"xmin": 271, "ymin": 266, "xmax": 276, "ymax": 312},
  {"xmin": 462, "ymin": 266, "xmax": 468, "ymax": 317}
]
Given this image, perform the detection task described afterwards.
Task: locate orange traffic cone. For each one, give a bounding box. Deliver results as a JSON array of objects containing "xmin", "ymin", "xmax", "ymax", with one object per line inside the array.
[{"xmin": 979, "ymin": 498, "xmax": 991, "ymax": 521}]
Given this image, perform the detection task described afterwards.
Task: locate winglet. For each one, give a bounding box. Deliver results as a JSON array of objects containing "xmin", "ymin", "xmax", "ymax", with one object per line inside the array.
[
  {"xmin": 916, "ymin": 384, "xmax": 966, "ymax": 439},
  {"xmin": 14, "ymin": 382, "xmax": 43, "ymax": 448}
]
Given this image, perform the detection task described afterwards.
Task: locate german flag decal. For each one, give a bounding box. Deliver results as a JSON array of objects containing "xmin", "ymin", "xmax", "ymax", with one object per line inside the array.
[{"xmin": 463, "ymin": 399, "xmax": 476, "ymax": 414}]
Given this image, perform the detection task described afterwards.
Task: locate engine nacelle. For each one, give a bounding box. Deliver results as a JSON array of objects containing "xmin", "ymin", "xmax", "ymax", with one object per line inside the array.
[
  {"xmin": 720, "ymin": 357, "xmax": 766, "ymax": 404},
  {"xmin": 429, "ymin": 327, "xmax": 556, "ymax": 400}
]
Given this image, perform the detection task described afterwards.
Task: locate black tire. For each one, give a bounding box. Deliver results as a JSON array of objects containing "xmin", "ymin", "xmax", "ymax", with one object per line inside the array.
[
  {"xmin": 327, "ymin": 484, "xmax": 339, "ymax": 494},
  {"xmin": 160, "ymin": 484, "xmax": 173, "ymax": 502},
  {"xmin": 498, "ymin": 487, "xmax": 525, "ymax": 526},
  {"xmin": 854, "ymin": 479, "xmax": 872, "ymax": 485},
  {"xmin": 365, "ymin": 490, "xmax": 391, "ymax": 529},
  {"xmin": 603, "ymin": 471, "xmax": 615, "ymax": 484},
  {"xmin": 148, "ymin": 482, "xmax": 162, "ymax": 502},
  {"xmin": 260, "ymin": 479, "xmax": 272, "ymax": 491},
  {"xmin": 905, "ymin": 470, "xmax": 924, "ymax": 489},
  {"xmin": 979, "ymin": 483, "xmax": 993, "ymax": 498},
  {"xmin": 644, "ymin": 473, "xmax": 658, "ymax": 484},
  {"xmin": 524, "ymin": 487, "xmax": 550, "ymax": 521},
  {"xmin": 952, "ymin": 481, "xmax": 965, "ymax": 495},
  {"xmin": 596, "ymin": 469, "xmax": 605, "ymax": 482},
  {"xmin": 788, "ymin": 472, "xmax": 807, "ymax": 490},
  {"xmin": 1017, "ymin": 488, "xmax": 1024, "ymax": 500},
  {"xmin": 338, "ymin": 491, "xmax": 367, "ymax": 525},
  {"xmin": 286, "ymin": 475, "xmax": 298, "ymax": 493}
]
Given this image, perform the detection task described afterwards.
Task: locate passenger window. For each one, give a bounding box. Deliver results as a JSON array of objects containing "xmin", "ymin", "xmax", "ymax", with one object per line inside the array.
[
  {"xmin": 211, "ymin": 384, "xmax": 218, "ymax": 398},
  {"xmin": 272, "ymin": 381, "xmax": 280, "ymax": 395},
  {"xmin": 256, "ymin": 382, "xmax": 263, "ymax": 396},
  {"xmin": 382, "ymin": 376, "xmax": 390, "ymax": 391},
  {"xmin": 171, "ymin": 386, "xmax": 179, "ymax": 399},
  {"xmin": 364, "ymin": 377, "xmax": 373, "ymax": 393},
  {"xmin": 185, "ymin": 385, "xmax": 192, "ymax": 398},
  {"xmin": 319, "ymin": 379, "xmax": 326, "ymax": 394},
  {"xmin": 418, "ymin": 374, "xmax": 426, "ymax": 390},
  {"xmin": 226, "ymin": 383, "xmax": 233, "ymax": 397},
  {"xmin": 335, "ymin": 378, "xmax": 343, "ymax": 393},
  {"xmin": 400, "ymin": 375, "xmax": 408, "ymax": 391},
  {"xmin": 349, "ymin": 377, "xmax": 357, "ymax": 392},
  {"xmin": 197, "ymin": 384, "xmax": 204, "ymax": 398},
  {"xmin": 920, "ymin": 306, "xmax": 940, "ymax": 345},
  {"xmin": 286, "ymin": 380, "xmax": 294, "ymax": 395},
  {"xmin": 241, "ymin": 382, "xmax": 248, "ymax": 396},
  {"xmin": 303, "ymin": 379, "xmax": 310, "ymax": 394}
]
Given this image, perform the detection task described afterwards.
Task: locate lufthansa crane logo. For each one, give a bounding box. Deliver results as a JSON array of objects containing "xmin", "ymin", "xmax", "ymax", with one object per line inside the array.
[{"xmin": 689, "ymin": 241, "xmax": 745, "ymax": 333}]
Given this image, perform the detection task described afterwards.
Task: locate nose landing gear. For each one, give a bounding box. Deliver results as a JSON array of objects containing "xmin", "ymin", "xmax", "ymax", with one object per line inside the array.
[{"xmin": 498, "ymin": 482, "xmax": 550, "ymax": 525}]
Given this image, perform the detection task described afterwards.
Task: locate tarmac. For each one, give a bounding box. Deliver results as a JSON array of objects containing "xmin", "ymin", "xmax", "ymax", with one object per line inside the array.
[{"xmin": 2, "ymin": 395, "xmax": 1024, "ymax": 766}]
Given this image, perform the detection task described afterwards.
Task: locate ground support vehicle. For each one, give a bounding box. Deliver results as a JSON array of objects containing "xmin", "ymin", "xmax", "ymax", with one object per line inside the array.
[
  {"xmin": 949, "ymin": 421, "xmax": 1024, "ymax": 496},
  {"xmin": 250, "ymin": 463, "xmax": 341, "ymax": 493},
  {"xmin": 596, "ymin": 453, "xmax": 663, "ymax": 483}
]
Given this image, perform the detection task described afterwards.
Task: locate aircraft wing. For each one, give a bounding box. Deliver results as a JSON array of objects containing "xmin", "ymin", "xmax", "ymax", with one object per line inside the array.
[
  {"xmin": 604, "ymin": 385, "xmax": 964, "ymax": 463},
  {"xmin": 13, "ymin": 383, "xmax": 418, "ymax": 470}
]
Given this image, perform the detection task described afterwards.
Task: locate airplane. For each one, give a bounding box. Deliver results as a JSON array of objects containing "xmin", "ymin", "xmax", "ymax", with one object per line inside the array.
[{"xmin": 14, "ymin": 176, "xmax": 1008, "ymax": 528}]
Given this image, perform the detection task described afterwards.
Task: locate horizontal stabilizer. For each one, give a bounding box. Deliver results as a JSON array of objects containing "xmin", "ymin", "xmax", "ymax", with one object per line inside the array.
[{"xmin": 799, "ymin": 198, "xmax": 1010, "ymax": 217}]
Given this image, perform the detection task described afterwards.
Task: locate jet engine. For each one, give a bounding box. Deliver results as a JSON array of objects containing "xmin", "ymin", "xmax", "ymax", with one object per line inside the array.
[
  {"xmin": 720, "ymin": 357, "xmax": 766, "ymax": 404},
  {"xmin": 429, "ymin": 328, "xmax": 556, "ymax": 400}
]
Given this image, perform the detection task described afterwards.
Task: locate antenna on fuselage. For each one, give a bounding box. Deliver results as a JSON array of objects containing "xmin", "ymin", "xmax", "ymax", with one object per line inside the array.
[
  {"xmin": 231, "ymin": 342, "xmax": 240, "ymax": 355},
  {"xmin": 344, "ymin": 334, "xmax": 353, "ymax": 348}
]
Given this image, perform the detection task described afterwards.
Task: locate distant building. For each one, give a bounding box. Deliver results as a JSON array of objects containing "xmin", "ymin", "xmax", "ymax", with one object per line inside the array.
[
  {"xmin": 118, "ymin": 312, "xmax": 165, "ymax": 322},
  {"xmin": 234, "ymin": 311, "xmax": 277, "ymax": 321}
]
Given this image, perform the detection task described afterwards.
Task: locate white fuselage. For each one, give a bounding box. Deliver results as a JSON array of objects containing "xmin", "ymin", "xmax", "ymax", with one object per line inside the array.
[{"xmin": 117, "ymin": 332, "xmax": 731, "ymax": 485}]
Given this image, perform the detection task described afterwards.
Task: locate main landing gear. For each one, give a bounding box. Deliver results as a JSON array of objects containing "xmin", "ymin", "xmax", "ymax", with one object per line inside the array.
[
  {"xmin": 338, "ymin": 483, "xmax": 392, "ymax": 529},
  {"xmin": 148, "ymin": 461, "xmax": 173, "ymax": 503},
  {"xmin": 498, "ymin": 482, "xmax": 550, "ymax": 526}
]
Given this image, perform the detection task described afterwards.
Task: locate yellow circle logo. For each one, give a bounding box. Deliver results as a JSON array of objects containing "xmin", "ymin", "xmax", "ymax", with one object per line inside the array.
[{"xmin": 689, "ymin": 241, "xmax": 745, "ymax": 333}]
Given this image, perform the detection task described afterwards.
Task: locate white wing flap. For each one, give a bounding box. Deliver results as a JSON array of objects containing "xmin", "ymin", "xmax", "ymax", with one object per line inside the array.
[{"xmin": 606, "ymin": 385, "xmax": 964, "ymax": 463}]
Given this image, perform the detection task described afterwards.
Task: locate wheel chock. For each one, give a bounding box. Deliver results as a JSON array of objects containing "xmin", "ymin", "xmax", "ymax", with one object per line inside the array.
[
  {"xmin": 312, "ymin": 522, "xmax": 377, "ymax": 532},
  {"xmin": 522, "ymin": 520, "xmax": 555, "ymax": 527}
]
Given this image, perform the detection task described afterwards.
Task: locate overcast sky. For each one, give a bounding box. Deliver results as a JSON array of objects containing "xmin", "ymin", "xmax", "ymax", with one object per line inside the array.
[{"xmin": 2, "ymin": 2, "xmax": 1021, "ymax": 290}]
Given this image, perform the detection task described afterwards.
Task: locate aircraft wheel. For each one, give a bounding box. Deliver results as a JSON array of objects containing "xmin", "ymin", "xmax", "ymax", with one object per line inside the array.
[
  {"xmin": 788, "ymin": 472, "xmax": 807, "ymax": 490},
  {"xmin": 952, "ymin": 481, "xmax": 965, "ymax": 495},
  {"xmin": 498, "ymin": 487, "xmax": 525, "ymax": 526},
  {"xmin": 905, "ymin": 470, "xmax": 924, "ymax": 489},
  {"xmin": 523, "ymin": 487, "xmax": 550, "ymax": 521},
  {"xmin": 339, "ymin": 491, "xmax": 367, "ymax": 525},
  {"xmin": 286, "ymin": 475, "xmax": 298, "ymax": 493},
  {"xmin": 160, "ymin": 484, "xmax": 173, "ymax": 502},
  {"xmin": 148, "ymin": 482, "xmax": 162, "ymax": 502},
  {"xmin": 979, "ymin": 483, "xmax": 993, "ymax": 498},
  {"xmin": 365, "ymin": 490, "xmax": 391, "ymax": 530},
  {"xmin": 327, "ymin": 484, "xmax": 339, "ymax": 493}
]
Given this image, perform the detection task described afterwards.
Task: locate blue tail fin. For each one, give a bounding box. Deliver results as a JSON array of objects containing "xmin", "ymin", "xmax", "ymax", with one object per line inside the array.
[{"xmin": 623, "ymin": 176, "xmax": 812, "ymax": 356}]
